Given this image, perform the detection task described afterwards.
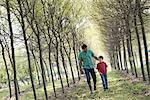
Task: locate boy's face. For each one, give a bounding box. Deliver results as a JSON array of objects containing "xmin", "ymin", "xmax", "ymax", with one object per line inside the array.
[{"xmin": 99, "ymin": 58, "xmax": 103, "ymax": 62}]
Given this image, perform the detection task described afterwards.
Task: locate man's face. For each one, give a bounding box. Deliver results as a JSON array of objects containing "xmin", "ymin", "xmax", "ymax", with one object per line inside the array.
[{"xmin": 82, "ymin": 47, "xmax": 87, "ymax": 52}]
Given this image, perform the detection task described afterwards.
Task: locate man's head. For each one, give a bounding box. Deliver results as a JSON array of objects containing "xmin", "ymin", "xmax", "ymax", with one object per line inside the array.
[
  {"xmin": 81, "ymin": 44, "xmax": 87, "ymax": 52},
  {"xmin": 99, "ymin": 56, "xmax": 103, "ymax": 62}
]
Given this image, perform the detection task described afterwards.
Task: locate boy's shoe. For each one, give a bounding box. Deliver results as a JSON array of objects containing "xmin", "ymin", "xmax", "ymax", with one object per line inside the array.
[
  {"xmin": 104, "ymin": 88, "xmax": 109, "ymax": 92},
  {"xmin": 104, "ymin": 88, "xmax": 107, "ymax": 91},
  {"xmin": 106, "ymin": 87, "xmax": 109, "ymax": 89}
]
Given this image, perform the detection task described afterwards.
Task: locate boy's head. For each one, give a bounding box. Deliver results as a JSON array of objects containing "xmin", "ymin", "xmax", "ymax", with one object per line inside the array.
[
  {"xmin": 99, "ymin": 56, "xmax": 103, "ymax": 62},
  {"xmin": 81, "ymin": 44, "xmax": 87, "ymax": 52}
]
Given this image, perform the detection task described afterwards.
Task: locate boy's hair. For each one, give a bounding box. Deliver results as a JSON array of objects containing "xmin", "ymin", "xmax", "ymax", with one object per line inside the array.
[
  {"xmin": 81, "ymin": 44, "xmax": 87, "ymax": 49},
  {"xmin": 99, "ymin": 56, "xmax": 103, "ymax": 59}
]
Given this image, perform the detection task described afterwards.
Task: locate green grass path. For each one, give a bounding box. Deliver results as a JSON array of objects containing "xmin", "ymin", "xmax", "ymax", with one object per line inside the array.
[
  {"xmin": 48, "ymin": 71, "xmax": 150, "ymax": 100},
  {"xmin": 1, "ymin": 71, "xmax": 150, "ymax": 100}
]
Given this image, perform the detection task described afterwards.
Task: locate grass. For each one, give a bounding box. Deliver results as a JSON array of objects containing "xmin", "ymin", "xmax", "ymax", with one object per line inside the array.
[
  {"xmin": 48, "ymin": 71, "xmax": 150, "ymax": 100},
  {"xmin": 0, "ymin": 78, "xmax": 71, "ymax": 99},
  {"xmin": 0, "ymin": 88, "xmax": 9, "ymax": 99},
  {"xmin": 1, "ymin": 71, "xmax": 150, "ymax": 100},
  {"xmin": 127, "ymin": 65, "xmax": 150, "ymax": 81}
]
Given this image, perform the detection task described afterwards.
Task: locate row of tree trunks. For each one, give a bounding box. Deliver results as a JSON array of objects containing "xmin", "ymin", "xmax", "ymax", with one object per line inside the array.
[
  {"xmin": 16, "ymin": 0, "xmax": 37, "ymax": 99},
  {"xmin": 1, "ymin": 0, "xmax": 83, "ymax": 99}
]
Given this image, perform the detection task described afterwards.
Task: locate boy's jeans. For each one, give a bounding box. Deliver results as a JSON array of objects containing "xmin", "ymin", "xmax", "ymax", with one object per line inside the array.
[
  {"xmin": 100, "ymin": 74, "xmax": 108, "ymax": 90},
  {"xmin": 83, "ymin": 68, "xmax": 96, "ymax": 91}
]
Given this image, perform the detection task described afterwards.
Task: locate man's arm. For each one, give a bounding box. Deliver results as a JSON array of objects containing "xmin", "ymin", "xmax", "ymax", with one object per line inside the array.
[
  {"xmin": 93, "ymin": 55, "xmax": 99, "ymax": 60},
  {"xmin": 79, "ymin": 60, "xmax": 84, "ymax": 74},
  {"xmin": 79, "ymin": 60, "xmax": 82, "ymax": 69},
  {"xmin": 78, "ymin": 53, "xmax": 84, "ymax": 74},
  {"xmin": 90, "ymin": 50, "xmax": 99, "ymax": 60}
]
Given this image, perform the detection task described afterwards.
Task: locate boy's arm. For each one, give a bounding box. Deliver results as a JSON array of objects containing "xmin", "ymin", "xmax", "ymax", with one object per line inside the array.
[
  {"xmin": 97, "ymin": 63, "xmax": 102, "ymax": 75},
  {"xmin": 96, "ymin": 63, "xmax": 99, "ymax": 69},
  {"xmin": 105, "ymin": 62, "xmax": 108, "ymax": 68}
]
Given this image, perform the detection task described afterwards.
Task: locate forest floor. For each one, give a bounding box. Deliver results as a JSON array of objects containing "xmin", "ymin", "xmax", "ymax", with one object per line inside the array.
[{"xmin": 1, "ymin": 71, "xmax": 150, "ymax": 100}]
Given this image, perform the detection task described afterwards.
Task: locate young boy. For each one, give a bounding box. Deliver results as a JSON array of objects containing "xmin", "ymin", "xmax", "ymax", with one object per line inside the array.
[{"xmin": 96, "ymin": 56, "xmax": 108, "ymax": 91}]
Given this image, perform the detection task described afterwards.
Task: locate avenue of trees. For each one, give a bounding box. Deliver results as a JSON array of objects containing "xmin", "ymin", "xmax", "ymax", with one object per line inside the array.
[
  {"xmin": 1, "ymin": 0, "xmax": 150, "ymax": 99},
  {"xmin": 0, "ymin": 0, "xmax": 85, "ymax": 99},
  {"xmin": 92, "ymin": 0, "xmax": 150, "ymax": 83}
]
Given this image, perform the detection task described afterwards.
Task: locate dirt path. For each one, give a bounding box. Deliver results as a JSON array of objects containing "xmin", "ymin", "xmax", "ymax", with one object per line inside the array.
[
  {"xmin": 4, "ymin": 71, "xmax": 150, "ymax": 100},
  {"xmin": 46, "ymin": 71, "xmax": 150, "ymax": 100}
]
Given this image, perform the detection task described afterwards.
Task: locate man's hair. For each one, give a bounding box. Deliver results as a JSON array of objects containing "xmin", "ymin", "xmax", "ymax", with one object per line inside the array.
[
  {"xmin": 81, "ymin": 44, "xmax": 87, "ymax": 49},
  {"xmin": 99, "ymin": 56, "xmax": 103, "ymax": 59}
]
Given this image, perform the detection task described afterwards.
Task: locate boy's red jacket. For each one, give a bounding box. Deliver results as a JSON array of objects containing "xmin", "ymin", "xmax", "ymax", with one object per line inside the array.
[{"xmin": 96, "ymin": 61, "xmax": 107, "ymax": 74}]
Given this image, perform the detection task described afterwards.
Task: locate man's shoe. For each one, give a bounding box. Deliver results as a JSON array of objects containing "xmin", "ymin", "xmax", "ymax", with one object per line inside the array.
[
  {"xmin": 93, "ymin": 90, "xmax": 96, "ymax": 93},
  {"xmin": 94, "ymin": 85, "xmax": 96, "ymax": 90},
  {"xmin": 90, "ymin": 91, "xmax": 93, "ymax": 94}
]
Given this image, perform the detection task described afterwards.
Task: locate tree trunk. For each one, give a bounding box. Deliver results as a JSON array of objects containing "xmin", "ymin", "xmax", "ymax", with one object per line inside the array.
[
  {"xmin": 0, "ymin": 40, "xmax": 12, "ymax": 98},
  {"xmin": 6, "ymin": 0, "xmax": 19, "ymax": 99},
  {"xmin": 31, "ymin": 49, "xmax": 41, "ymax": 85},
  {"xmin": 116, "ymin": 47, "xmax": 120, "ymax": 70},
  {"xmin": 63, "ymin": 41, "xmax": 75, "ymax": 84},
  {"xmin": 55, "ymin": 39, "xmax": 64, "ymax": 93},
  {"xmin": 72, "ymin": 35, "xmax": 80, "ymax": 81},
  {"xmin": 59, "ymin": 43, "xmax": 70, "ymax": 87},
  {"xmin": 48, "ymin": 43, "xmax": 56, "ymax": 97},
  {"xmin": 5, "ymin": 39, "xmax": 21, "ymax": 94},
  {"xmin": 122, "ymin": 36, "xmax": 128, "ymax": 73},
  {"xmin": 17, "ymin": 0, "xmax": 37, "ymax": 99},
  {"xmin": 118, "ymin": 46, "xmax": 123, "ymax": 70},
  {"xmin": 136, "ymin": 0, "xmax": 150, "ymax": 83},
  {"xmin": 129, "ymin": 29, "xmax": 138, "ymax": 77},
  {"xmin": 113, "ymin": 52, "xmax": 117, "ymax": 70},
  {"xmin": 36, "ymin": 23, "xmax": 48, "ymax": 99},
  {"xmin": 50, "ymin": 12, "xmax": 64, "ymax": 93},
  {"xmin": 43, "ymin": 59, "xmax": 51, "ymax": 82}
]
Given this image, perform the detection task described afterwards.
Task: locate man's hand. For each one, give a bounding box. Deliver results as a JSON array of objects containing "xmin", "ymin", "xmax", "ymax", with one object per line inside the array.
[
  {"xmin": 93, "ymin": 56, "xmax": 99, "ymax": 61},
  {"xmin": 79, "ymin": 60, "xmax": 84, "ymax": 74},
  {"xmin": 80, "ymin": 67, "xmax": 84, "ymax": 74}
]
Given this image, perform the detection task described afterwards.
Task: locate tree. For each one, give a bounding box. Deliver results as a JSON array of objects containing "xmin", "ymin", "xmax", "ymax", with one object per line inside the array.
[{"xmin": 5, "ymin": 0, "xmax": 18, "ymax": 99}]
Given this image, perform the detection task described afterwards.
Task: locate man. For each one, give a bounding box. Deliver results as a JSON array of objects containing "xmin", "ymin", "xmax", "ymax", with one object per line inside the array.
[{"xmin": 78, "ymin": 44, "xmax": 98, "ymax": 94}]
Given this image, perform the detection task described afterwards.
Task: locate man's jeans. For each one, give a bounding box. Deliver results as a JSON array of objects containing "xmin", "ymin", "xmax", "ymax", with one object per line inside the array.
[
  {"xmin": 100, "ymin": 74, "xmax": 108, "ymax": 90},
  {"xmin": 83, "ymin": 68, "xmax": 96, "ymax": 91}
]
